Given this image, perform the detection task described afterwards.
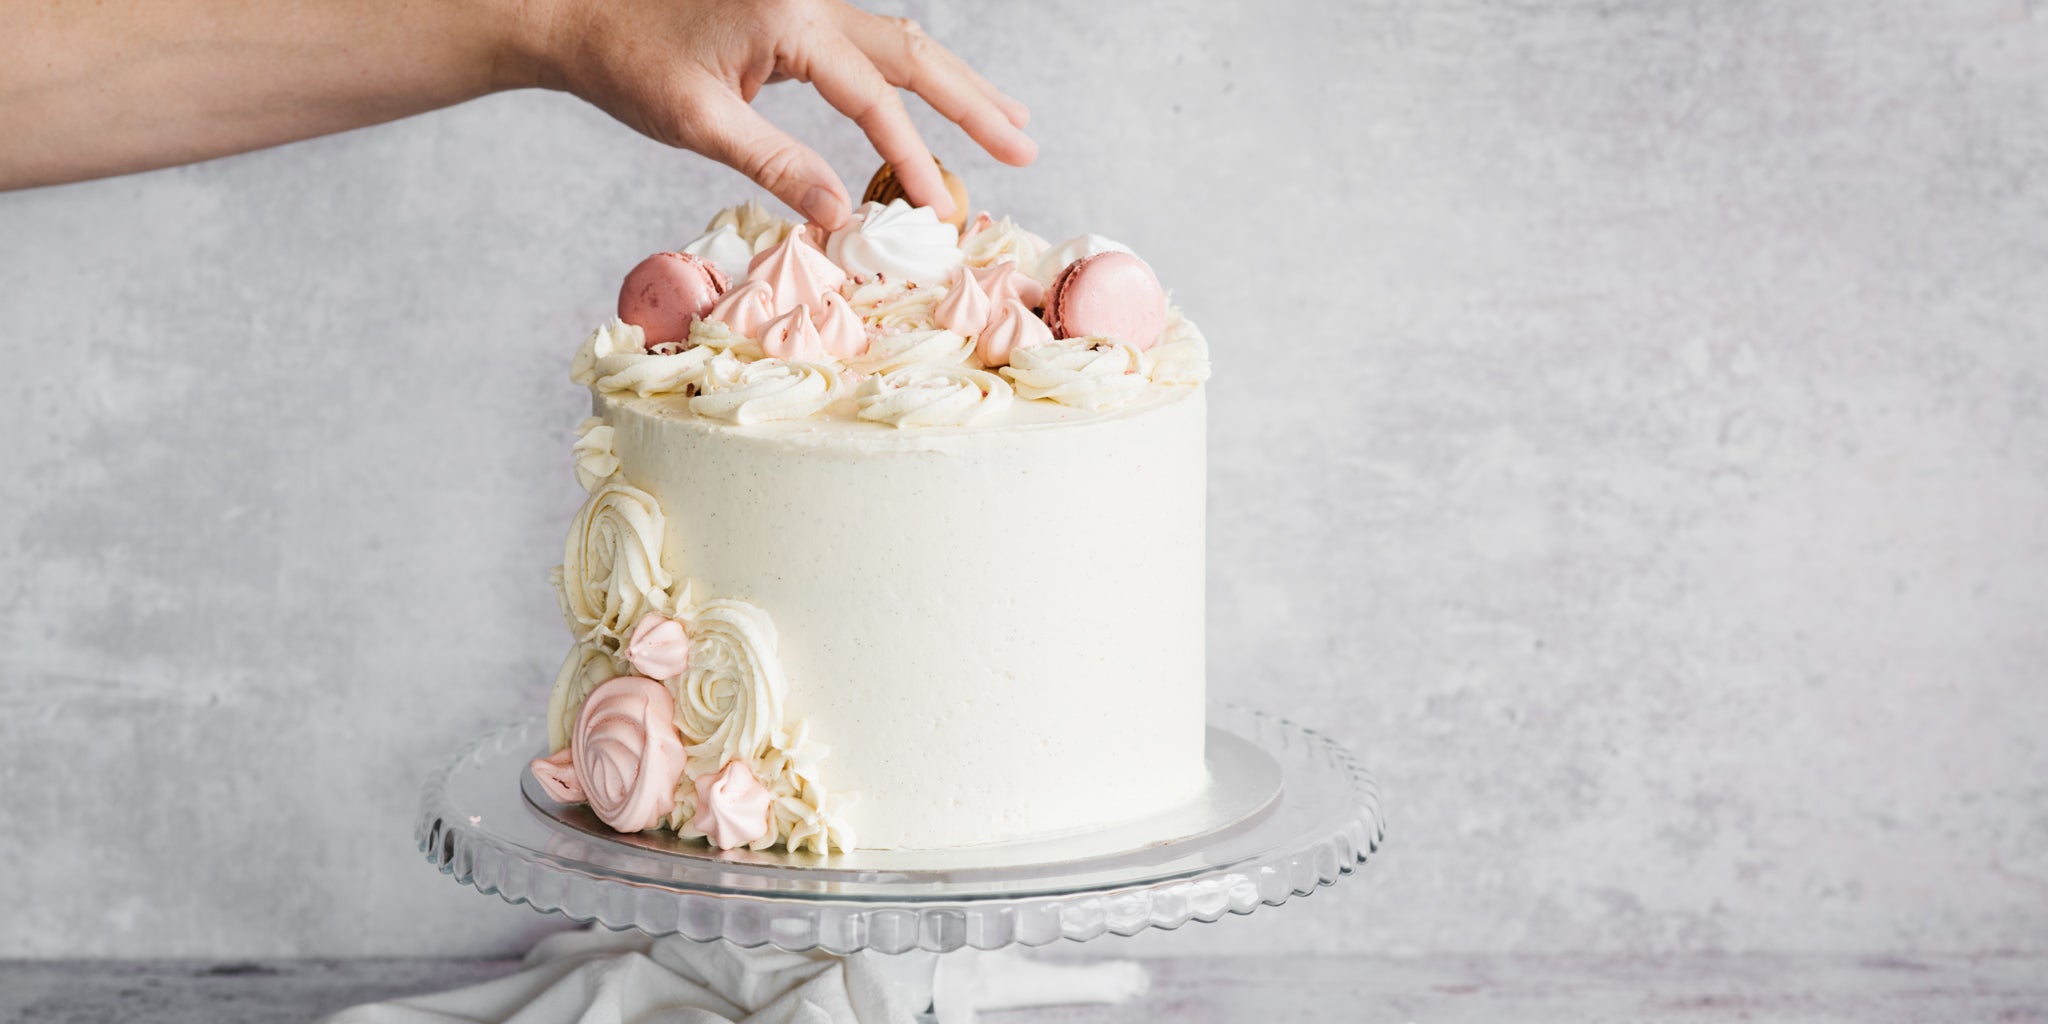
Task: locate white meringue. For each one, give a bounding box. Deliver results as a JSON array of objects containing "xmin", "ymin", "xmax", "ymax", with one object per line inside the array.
[
  {"xmin": 1031, "ymin": 233, "xmax": 1135, "ymax": 289},
  {"xmin": 826, "ymin": 200, "xmax": 964, "ymax": 287}
]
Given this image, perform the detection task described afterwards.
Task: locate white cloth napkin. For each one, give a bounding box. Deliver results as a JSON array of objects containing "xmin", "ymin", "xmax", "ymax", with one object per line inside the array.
[{"xmin": 323, "ymin": 928, "xmax": 1146, "ymax": 1024}]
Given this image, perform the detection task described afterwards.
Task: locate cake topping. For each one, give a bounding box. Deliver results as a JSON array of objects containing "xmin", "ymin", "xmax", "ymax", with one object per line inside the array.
[
  {"xmin": 758, "ymin": 305, "xmax": 827, "ymax": 362},
  {"xmin": 678, "ymin": 224, "xmax": 754, "ymax": 284},
  {"xmin": 625, "ymin": 612, "xmax": 691, "ymax": 682},
  {"xmin": 959, "ymin": 214, "xmax": 1049, "ymax": 271},
  {"xmin": 688, "ymin": 357, "xmax": 844, "ymax": 425},
  {"xmin": 848, "ymin": 327, "xmax": 974, "ymax": 376},
  {"xmin": 970, "ymin": 261, "xmax": 1046, "ymax": 310},
  {"xmin": 563, "ymin": 675, "xmax": 690, "ymax": 833},
  {"xmin": 1042, "ymin": 251, "xmax": 1168, "ymax": 350},
  {"xmin": 1031, "ymin": 233, "xmax": 1134, "ymax": 289},
  {"xmin": 692, "ymin": 761, "xmax": 774, "ymax": 850},
  {"xmin": 975, "ymin": 297, "xmax": 1054, "ymax": 369},
  {"xmin": 826, "ymin": 200, "xmax": 964, "ymax": 286},
  {"xmin": 932, "ymin": 264, "xmax": 992, "ymax": 338},
  {"xmin": 812, "ymin": 290, "xmax": 869, "ymax": 359},
  {"xmin": 617, "ymin": 252, "xmax": 730, "ymax": 348},
  {"xmin": 856, "ymin": 364, "xmax": 1014, "ymax": 428},
  {"xmin": 704, "ymin": 198, "xmax": 796, "ymax": 253},
  {"xmin": 863, "ymin": 159, "xmax": 971, "ymax": 230},
  {"xmin": 746, "ymin": 229, "xmax": 849, "ymax": 316},
  {"xmin": 703, "ymin": 278, "xmax": 779, "ymax": 339},
  {"xmin": 1001, "ymin": 336, "xmax": 1149, "ymax": 409}
]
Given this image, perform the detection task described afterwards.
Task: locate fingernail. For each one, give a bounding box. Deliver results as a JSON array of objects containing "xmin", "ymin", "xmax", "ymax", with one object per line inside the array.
[{"xmin": 802, "ymin": 186, "xmax": 846, "ymax": 229}]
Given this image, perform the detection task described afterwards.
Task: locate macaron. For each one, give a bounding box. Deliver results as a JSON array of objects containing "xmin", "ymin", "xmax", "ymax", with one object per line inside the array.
[
  {"xmin": 1041, "ymin": 251, "xmax": 1167, "ymax": 350},
  {"xmin": 617, "ymin": 252, "xmax": 731, "ymax": 348},
  {"xmin": 862, "ymin": 158, "xmax": 971, "ymax": 230}
]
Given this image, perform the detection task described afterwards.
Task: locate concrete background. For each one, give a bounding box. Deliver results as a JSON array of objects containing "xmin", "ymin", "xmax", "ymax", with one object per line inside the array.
[{"xmin": 2, "ymin": 0, "xmax": 2044, "ymax": 959}]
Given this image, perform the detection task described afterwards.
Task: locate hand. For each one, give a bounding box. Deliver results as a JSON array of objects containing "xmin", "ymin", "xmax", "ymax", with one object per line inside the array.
[{"xmin": 515, "ymin": 0, "xmax": 1038, "ymax": 229}]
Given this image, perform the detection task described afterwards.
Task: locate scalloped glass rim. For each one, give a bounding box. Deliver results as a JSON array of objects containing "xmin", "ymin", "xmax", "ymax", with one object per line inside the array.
[{"xmin": 417, "ymin": 704, "xmax": 1385, "ymax": 955}]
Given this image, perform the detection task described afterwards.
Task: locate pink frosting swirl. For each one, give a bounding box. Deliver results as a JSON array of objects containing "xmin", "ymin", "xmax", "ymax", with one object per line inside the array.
[
  {"xmin": 934, "ymin": 265, "xmax": 992, "ymax": 338},
  {"xmin": 976, "ymin": 297, "xmax": 1054, "ymax": 369},
  {"xmin": 625, "ymin": 613, "xmax": 690, "ymax": 681},
  {"xmin": 705, "ymin": 278, "xmax": 778, "ymax": 339},
  {"xmin": 531, "ymin": 675, "xmax": 688, "ymax": 833},
  {"xmin": 760, "ymin": 305, "xmax": 826, "ymax": 361},
  {"xmin": 813, "ymin": 290, "xmax": 869, "ymax": 359},
  {"xmin": 972, "ymin": 262, "xmax": 1045, "ymax": 311},
  {"xmin": 748, "ymin": 229, "xmax": 848, "ymax": 316},
  {"xmin": 692, "ymin": 760, "xmax": 774, "ymax": 850}
]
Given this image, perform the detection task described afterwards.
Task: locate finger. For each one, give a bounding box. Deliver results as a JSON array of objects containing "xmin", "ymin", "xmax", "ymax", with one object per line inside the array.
[
  {"xmin": 797, "ymin": 28, "xmax": 955, "ymax": 218},
  {"xmin": 670, "ymin": 78, "xmax": 853, "ymax": 229},
  {"xmin": 836, "ymin": 10, "xmax": 1036, "ymax": 163}
]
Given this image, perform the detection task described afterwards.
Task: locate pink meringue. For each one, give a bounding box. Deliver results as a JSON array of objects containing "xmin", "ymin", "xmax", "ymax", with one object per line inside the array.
[
  {"xmin": 976, "ymin": 298, "xmax": 1054, "ymax": 368},
  {"xmin": 705, "ymin": 278, "xmax": 779, "ymax": 339},
  {"xmin": 529, "ymin": 748, "xmax": 585, "ymax": 804},
  {"xmin": 812, "ymin": 291, "xmax": 869, "ymax": 359},
  {"xmin": 692, "ymin": 760, "xmax": 774, "ymax": 850},
  {"xmin": 958, "ymin": 210, "xmax": 996, "ymax": 244},
  {"xmin": 748, "ymin": 229, "xmax": 848, "ymax": 316},
  {"xmin": 760, "ymin": 305, "xmax": 826, "ymax": 361},
  {"xmin": 625, "ymin": 613, "xmax": 690, "ymax": 681},
  {"xmin": 933, "ymin": 265, "xmax": 992, "ymax": 338},
  {"xmin": 971, "ymin": 262, "xmax": 1045, "ymax": 311},
  {"xmin": 570, "ymin": 676, "xmax": 688, "ymax": 833}
]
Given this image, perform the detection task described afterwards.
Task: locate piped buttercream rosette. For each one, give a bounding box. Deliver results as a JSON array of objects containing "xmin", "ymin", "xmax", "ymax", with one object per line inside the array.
[
  {"xmin": 554, "ymin": 478, "xmax": 672, "ymax": 644},
  {"xmin": 1000, "ymin": 337, "xmax": 1149, "ymax": 409},
  {"xmin": 856, "ymin": 364, "xmax": 1013, "ymax": 428},
  {"xmin": 688, "ymin": 357, "xmax": 844, "ymax": 425}
]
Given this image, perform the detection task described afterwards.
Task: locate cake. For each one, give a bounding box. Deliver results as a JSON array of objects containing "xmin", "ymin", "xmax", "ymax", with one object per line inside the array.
[{"xmin": 530, "ymin": 170, "xmax": 1213, "ymax": 852}]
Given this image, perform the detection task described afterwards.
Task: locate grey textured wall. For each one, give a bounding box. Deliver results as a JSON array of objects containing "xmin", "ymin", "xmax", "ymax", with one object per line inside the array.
[{"xmin": 2, "ymin": 0, "xmax": 2045, "ymax": 958}]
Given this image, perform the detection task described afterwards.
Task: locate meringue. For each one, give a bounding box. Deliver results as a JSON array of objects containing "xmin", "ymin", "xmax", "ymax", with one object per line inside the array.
[{"xmin": 826, "ymin": 200, "xmax": 964, "ymax": 286}]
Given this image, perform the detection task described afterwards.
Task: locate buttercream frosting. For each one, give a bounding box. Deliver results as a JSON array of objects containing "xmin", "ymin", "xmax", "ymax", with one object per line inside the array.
[
  {"xmin": 688, "ymin": 358, "xmax": 844, "ymax": 425},
  {"xmin": 842, "ymin": 277, "xmax": 942, "ymax": 335},
  {"xmin": 591, "ymin": 345, "xmax": 721, "ymax": 398},
  {"xmin": 959, "ymin": 215, "xmax": 1048, "ymax": 270},
  {"xmin": 1000, "ymin": 337, "xmax": 1149, "ymax": 409},
  {"xmin": 672, "ymin": 599, "xmax": 787, "ymax": 777},
  {"xmin": 546, "ymin": 640, "xmax": 626, "ymax": 754},
  {"xmin": 556, "ymin": 478, "xmax": 672, "ymax": 644},
  {"xmin": 847, "ymin": 328, "xmax": 973, "ymax": 376},
  {"xmin": 705, "ymin": 199, "xmax": 795, "ymax": 253},
  {"xmin": 1144, "ymin": 310, "xmax": 1212, "ymax": 385},
  {"xmin": 856, "ymin": 364, "xmax": 1014, "ymax": 428},
  {"xmin": 571, "ymin": 416, "xmax": 619, "ymax": 491},
  {"xmin": 570, "ymin": 318, "xmax": 649, "ymax": 386},
  {"xmin": 826, "ymin": 200, "xmax": 963, "ymax": 286}
]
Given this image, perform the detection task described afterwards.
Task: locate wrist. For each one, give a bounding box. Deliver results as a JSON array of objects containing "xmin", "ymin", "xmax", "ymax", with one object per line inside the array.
[{"xmin": 487, "ymin": 0, "xmax": 574, "ymax": 92}]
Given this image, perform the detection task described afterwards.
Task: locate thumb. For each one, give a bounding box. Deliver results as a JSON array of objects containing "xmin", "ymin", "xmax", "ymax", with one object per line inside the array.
[{"xmin": 674, "ymin": 80, "xmax": 852, "ymax": 230}]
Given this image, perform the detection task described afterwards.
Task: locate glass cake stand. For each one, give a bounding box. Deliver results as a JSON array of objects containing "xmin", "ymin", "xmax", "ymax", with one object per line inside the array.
[{"xmin": 416, "ymin": 703, "xmax": 1383, "ymax": 1012}]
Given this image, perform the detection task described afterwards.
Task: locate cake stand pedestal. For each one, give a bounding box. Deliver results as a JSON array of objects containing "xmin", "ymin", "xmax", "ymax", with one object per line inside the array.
[{"xmin": 416, "ymin": 704, "xmax": 1384, "ymax": 1021}]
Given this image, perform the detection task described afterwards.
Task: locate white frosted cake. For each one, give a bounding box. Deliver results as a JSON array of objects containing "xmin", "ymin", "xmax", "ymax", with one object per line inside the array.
[{"xmin": 531, "ymin": 177, "xmax": 1213, "ymax": 852}]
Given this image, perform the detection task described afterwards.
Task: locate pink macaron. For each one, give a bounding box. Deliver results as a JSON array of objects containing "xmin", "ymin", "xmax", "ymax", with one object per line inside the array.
[
  {"xmin": 617, "ymin": 252, "xmax": 731, "ymax": 348},
  {"xmin": 1041, "ymin": 251, "xmax": 1167, "ymax": 350}
]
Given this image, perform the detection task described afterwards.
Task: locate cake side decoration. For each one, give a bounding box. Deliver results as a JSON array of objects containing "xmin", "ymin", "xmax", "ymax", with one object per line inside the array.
[
  {"xmin": 546, "ymin": 642, "xmax": 627, "ymax": 753},
  {"xmin": 555, "ymin": 478, "xmax": 672, "ymax": 645},
  {"xmin": 691, "ymin": 761, "xmax": 774, "ymax": 850},
  {"xmin": 545, "ymin": 675, "xmax": 690, "ymax": 833},
  {"xmin": 571, "ymin": 416, "xmax": 619, "ymax": 492},
  {"xmin": 624, "ymin": 612, "xmax": 691, "ymax": 681}
]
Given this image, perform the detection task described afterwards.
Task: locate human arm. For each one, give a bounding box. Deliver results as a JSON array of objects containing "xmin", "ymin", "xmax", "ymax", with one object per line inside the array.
[{"xmin": 0, "ymin": 0, "xmax": 1035, "ymax": 227}]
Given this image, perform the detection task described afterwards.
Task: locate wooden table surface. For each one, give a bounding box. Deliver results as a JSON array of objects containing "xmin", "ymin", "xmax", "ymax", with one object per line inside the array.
[{"xmin": 4, "ymin": 954, "xmax": 2044, "ymax": 1023}]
